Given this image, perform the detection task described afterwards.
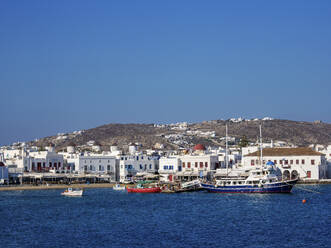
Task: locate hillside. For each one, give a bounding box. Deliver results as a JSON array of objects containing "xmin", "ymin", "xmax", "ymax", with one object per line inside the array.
[{"xmin": 30, "ymin": 119, "xmax": 331, "ymax": 151}]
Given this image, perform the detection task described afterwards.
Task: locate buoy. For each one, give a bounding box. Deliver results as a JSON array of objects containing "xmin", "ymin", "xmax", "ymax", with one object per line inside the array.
[{"xmin": 302, "ymin": 199, "xmax": 306, "ymax": 204}]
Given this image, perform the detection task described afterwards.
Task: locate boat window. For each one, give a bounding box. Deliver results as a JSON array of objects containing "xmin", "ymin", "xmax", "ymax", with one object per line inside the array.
[
  {"xmin": 233, "ymin": 182, "xmax": 236, "ymax": 185},
  {"xmin": 227, "ymin": 181, "xmax": 231, "ymax": 185},
  {"xmin": 238, "ymin": 181, "xmax": 242, "ymax": 185}
]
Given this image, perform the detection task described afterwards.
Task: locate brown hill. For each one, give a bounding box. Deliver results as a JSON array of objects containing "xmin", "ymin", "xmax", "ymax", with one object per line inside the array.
[{"xmin": 30, "ymin": 119, "xmax": 331, "ymax": 151}]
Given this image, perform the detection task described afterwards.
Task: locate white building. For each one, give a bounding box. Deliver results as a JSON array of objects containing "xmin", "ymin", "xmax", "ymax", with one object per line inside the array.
[
  {"xmin": 2, "ymin": 148, "xmax": 64, "ymax": 173},
  {"xmin": 0, "ymin": 162, "xmax": 9, "ymax": 184},
  {"xmin": 119, "ymin": 155, "xmax": 159, "ymax": 182},
  {"xmin": 61, "ymin": 152, "xmax": 117, "ymax": 180},
  {"xmin": 158, "ymin": 156, "xmax": 182, "ymax": 182},
  {"xmin": 242, "ymin": 147, "xmax": 327, "ymax": 180},
  {"xmin": 312, "ymin": 144, "xmax": 331, "ymax": 178},
  {"xmin": 176, "ymin": 154, "xmax": 219, "ymax": 181}
]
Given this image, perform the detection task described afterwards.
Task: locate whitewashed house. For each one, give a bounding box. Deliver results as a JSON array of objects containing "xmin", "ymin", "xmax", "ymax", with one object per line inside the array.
[
  {"xmin": 176, "ymin": 154, "xmax": 219, "ymax": 181},
  {"xmin": 119, "ymin": 155, "xmax": 159, "ymax": 182},
  {"xmin": 2, "ymin": 148, "xmax": 64, "ymax": 173},
  {"xmin": 61, "ymin": 152, "xmax": 117, "ymax": 181},
  {"xmin": 0, "ymin": 162, "xmax": 9, "ymax": 184},
  {"xmin": 158, "ymin": 156, "xmax": 182, "ymax": 182},
  {"xmin": 242, "ymin": 147, "xmax": 327, "ymax": 180}
]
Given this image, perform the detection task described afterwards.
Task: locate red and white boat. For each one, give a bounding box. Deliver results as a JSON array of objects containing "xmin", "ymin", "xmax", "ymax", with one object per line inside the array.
[{"xmin": 127, "ymin": 184, "xmax": 161, "ymax": 193}]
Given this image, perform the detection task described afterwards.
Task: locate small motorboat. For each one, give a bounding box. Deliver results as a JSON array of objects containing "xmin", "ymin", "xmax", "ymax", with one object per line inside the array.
[
  {"xmin": 113, "ymin": 184, "xmax": 126, "ymax": 191},
  {"xmin": 61, "ymin": 188, "xmax": 83, "ymax": 196},
  {"xmin": 127, "ymin": 184, "xmax": 161, "ymax": 193}
]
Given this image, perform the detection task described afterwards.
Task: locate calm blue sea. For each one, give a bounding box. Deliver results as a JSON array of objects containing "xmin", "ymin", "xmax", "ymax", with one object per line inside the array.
[{"xmin": 0, "ymin": 185, "xmax": 330, "ymax": 248}]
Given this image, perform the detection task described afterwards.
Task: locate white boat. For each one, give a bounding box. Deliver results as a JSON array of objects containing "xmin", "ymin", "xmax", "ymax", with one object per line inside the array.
[
  {"xmin": 61, "ymin": 188, "xmax": 83, "ymax": 196},
  {"xmin": 181, "ymin": 179, "xmax": 201, "ymax": 189},
  {"xmin": 113, "ymin": 184, "xmax": 126, "ymax": 190}
]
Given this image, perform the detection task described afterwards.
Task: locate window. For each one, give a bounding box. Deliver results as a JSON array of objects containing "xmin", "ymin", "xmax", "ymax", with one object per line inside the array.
[
  {"xmin": 182, "ymin": 162, "xmax": 185, "ymax": 168},
  {"xmin": 251, "ymin": 160, "xmax": 255, "ymax": 166},
  {"xmin": 164, "ymin": 165, "xmax": 168, "ymax": 170},
  {"xmin": 200, "ymin": 162, "xmax": 203, "ymax": 168},
  {"xmin": 49, "ymin": 162, "xmax": 52, "ymax": 167},
  {"xmin": 205, "ymin": 162, "xmax": 208, "ymax": 168},
  {"xmin": 311, "ymin": 160, "xmax": 315, "ymax": 165},
  {"xmin": 195, "ymin": 162, "xmax": 198, "ymax": 168},
  {"xmin": 302, "ymin": 159, "xmax": 305, "ymax": 164},
  {"xmin": 58, "ymin": 162, "xmax": 61, "ymax": 167},
  {"xmin": 149, "ymin": 164, "xmax": 152, "ymax": 169},
  {"xmin": 290, "ymin": 160, "xmax": 293, "ymax": 165},
  {"xmin": 274, "ymin": 160, "xmax": 277, "ymax": 164},
  {"xmin": 296, "ymin": 160, "xmax": 299, "ymax": 164},
  {"xmin": 107, "ymin": 165, "xmax": 111, "ymax": 171},
  {"xmin": 279, "ymin": 160, "xmax": 283, "ymax": 165},
  {"xmin": 141, "ymin": 156, "xmax": 144, "ymax": 159},
  {"xmin": 188, "ymin": 162, "xmax": 191, "ymax": 168},
  {"xmin": 125, "ymin": 165, "xmax": 128, "ymax": 169},
  {"xmin": 307, "ymin": 171, "xmax": 311, "ymax": 178},
  {"xmin": 136, "ymin": 156, "xmax": 139, "ymax": 160},
  {"xmin": 285, "ymin": 160, "xmax": 288, "ymax": 165},
  {"xmin": 84, "ymin": 166, "xmax": 87, "ymax": 171},
  {"xmin": 99, "ymin": 165, "xmax": 102, "ymax": 171},
  {"xmin": 43, "ymin": 162, "xmax": 46, "ymax": 168},
  {"xmin": 140, "ymin": 164, "xmax": 143, "ymax": 169},
  {"xmin": 90, "ymin": 165, "xmax": 93, "ymax": 171}
]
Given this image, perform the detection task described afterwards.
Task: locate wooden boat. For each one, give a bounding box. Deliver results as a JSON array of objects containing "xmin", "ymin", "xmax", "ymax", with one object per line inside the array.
[{"xmin": 127, "ymin": 184, "xmax": 161, "ymax": 193}]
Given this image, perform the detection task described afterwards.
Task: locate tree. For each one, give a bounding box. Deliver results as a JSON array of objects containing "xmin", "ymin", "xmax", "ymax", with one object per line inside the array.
[{"xmin": 238, "ymin": 135, "xmax": 249, "ymax": 148}]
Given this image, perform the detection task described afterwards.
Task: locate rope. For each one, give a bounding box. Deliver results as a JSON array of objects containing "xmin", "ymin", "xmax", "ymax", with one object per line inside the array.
[{"xmin": 291, "ymin": 183, "xmax": 322, "ymax": 194}]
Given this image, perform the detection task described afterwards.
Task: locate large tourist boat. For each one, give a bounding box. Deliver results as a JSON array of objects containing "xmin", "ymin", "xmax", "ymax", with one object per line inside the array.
[
  {"xmin": 201, "ymin": 124, "xmax": 297, "ymax": 194},
  {"xmin": 201, "ymin": 162, "xmax": 298, "ymax": 193},
  {"xmin": 127, "ymin": 184, "xmax": 161, "ymax": 193}
]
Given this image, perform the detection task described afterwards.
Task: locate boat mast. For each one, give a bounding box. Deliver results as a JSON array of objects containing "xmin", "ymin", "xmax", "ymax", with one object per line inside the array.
[
  {"xmin": 226, "ymin": 124, "xmax": 228, "ymax": 175},
  {"xmin": 259, "ymin": 124, "xmax": 263, "ymax": 166}
]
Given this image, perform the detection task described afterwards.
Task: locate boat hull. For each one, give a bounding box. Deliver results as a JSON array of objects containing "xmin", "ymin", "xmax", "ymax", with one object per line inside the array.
[
  {"xmin": 61, "ymin": 191, "xmax": 83, "ymax": 196},
  {"xmin": 201, "ymin": 179, "xmax": 298, "ymax": 194},
  {"xmin": 127, "ymin": 187, "xmax": 161, "ymax": 193}
]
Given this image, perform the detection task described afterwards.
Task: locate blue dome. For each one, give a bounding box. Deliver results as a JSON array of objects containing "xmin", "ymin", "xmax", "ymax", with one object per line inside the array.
[{"xmin": 266, "ymin": 161, "xmax": 274, "ymax": 165}]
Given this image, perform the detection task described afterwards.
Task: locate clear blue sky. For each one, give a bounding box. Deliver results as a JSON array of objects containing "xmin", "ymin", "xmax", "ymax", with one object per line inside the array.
[{"xmin": 1, "ymin": 0, "xmax": 331, "ymax": 145}]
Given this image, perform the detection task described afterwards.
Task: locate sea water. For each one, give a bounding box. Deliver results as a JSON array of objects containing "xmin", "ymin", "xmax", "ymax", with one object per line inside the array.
[{"xmin": 0, "ymin": 185, "xmax": 330, "ymax": 248}]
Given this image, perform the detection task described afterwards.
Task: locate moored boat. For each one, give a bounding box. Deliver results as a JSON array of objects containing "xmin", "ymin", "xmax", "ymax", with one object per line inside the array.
[
  {"xmin": 61, "ymin": 188, "xmax": 83, "ymax": 196},
  {"xmin": 113, "ymin": 184, "xmax": 126, "ymax": 190},
  {"xmin": 201, "ymin": 162, "xmax": 298, "ymax": 193},
  {"xmin": 127, "ymin": 184, "xmax": 161, "ymax": 193}
]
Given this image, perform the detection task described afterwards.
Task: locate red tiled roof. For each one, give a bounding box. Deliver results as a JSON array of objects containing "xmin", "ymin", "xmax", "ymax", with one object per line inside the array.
[{"xmin": 246, "ymin": 147, "xmax": 323, "ymax": 157}]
